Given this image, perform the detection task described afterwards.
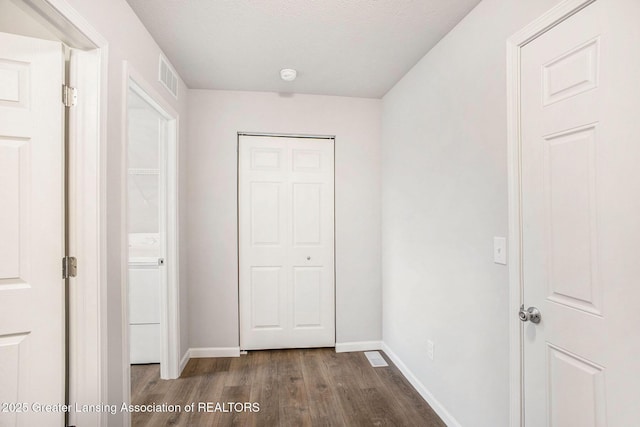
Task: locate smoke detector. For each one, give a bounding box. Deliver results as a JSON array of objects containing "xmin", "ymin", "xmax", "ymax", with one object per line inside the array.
[{"xmin": 280, "ymin": 68, "xmax": 297, "ymax": 82}]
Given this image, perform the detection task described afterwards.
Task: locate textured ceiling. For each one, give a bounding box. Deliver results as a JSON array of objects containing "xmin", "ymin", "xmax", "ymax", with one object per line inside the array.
[{"xmin": 126, "ymin": 0, "xmax": 481, "ymax": 98}]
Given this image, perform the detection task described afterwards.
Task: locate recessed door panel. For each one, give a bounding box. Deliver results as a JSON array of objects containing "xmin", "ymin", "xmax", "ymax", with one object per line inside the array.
[
  {"xmin": 0, "ymin": 333, "xmax": 29, "ymax": 422},
  {"xmin": 251, "ymin": 182, "xmax": 282, "ymax": 245},
  {"xmin": 544, "ymin": 126, "xmax": 601, "ymax": 314},
  {"xmin": 251, "ymin": 267, "xmax": 282, "ymax": 329},
  {"xmin": 292, "ymin": 149, "xmax": 322, "ymax": 171},
  {"xmin": 0, "ymin": 139, "xmax": 28, "ymax": 280},
  {"xmin": 293, "ymin": 267, "xmax": 322, "ymax": 328},
  {"xmin": 543, "ymin": 38, "xmax": 599, "ymax": 106},
  {"xmin": 251, "ymin": 148, "xmax": 282, "ymax": 171},
  {"xmin": 547, "ymin": 344, "xmax": 606, "ymax": 427},
  {"xmin": 0, "ymin": 59, "xmax": 28, "ymax": 108},
  {"xmin": 293, "ymin": 183, "xmax": 322, "ymax": 245}
]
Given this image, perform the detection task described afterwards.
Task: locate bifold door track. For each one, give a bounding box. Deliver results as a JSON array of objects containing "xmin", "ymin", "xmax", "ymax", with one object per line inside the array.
[{"xmin": 237, "ymin": 131, "xmax": 335, "ymax": 140}]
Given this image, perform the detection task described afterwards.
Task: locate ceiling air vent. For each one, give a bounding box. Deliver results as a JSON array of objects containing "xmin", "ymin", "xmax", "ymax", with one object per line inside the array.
[{"xmin": 158, "ymin": 54, "xmax": 178, "ymax": 98}]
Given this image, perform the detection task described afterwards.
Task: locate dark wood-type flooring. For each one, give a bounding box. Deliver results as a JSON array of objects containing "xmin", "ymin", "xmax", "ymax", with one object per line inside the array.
[{"xmin": 131, "ymin": 348, "xmax": 445, "ymax": 427}]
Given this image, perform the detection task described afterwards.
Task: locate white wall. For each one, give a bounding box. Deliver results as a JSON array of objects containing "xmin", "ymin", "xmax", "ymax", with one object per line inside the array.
[
  {"xmin": 381, "ymin": 0, "xmax": 562, "ymax": 426},
  {"xmin": 46, "ymin": 0, "xmax": 190, "ymax": 425},
  {"xmin": 187, "ymin": 90, "xmax": 382, "ymax": 349},
  {"xmin": 0, "ymin": 0, "xmax": 58, "ymax": 40}
]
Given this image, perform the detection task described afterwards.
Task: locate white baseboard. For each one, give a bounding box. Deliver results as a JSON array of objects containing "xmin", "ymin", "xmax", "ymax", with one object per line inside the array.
[
  {"xmin": 188, "ymin": 347, "xmax": 241, "ymax": 358},
  {"xmin": 335, "ymin": 340, "xmax": 383, "ymax": 353},
  {"xmin": 179, "ymin": 350, "xmax": 190, "ymax": 375},
  {"xmin": 381, "ymin": 342, "xmax": 461, "ymax": 427}
]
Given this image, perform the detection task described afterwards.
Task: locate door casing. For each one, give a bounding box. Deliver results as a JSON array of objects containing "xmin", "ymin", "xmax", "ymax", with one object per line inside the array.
[
  {"xmin": 121, "ymin": 62, "xmax": 181, "ymax": 389},
  {"xmin": 506, "ymin": 0, "xmax": 597, "ymax": 425}
]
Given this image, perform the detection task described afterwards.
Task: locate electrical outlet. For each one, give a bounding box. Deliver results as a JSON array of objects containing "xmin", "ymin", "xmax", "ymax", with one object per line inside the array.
[{"xmin": 427, "ymin": 340, "xmax": 434, "ymax": 360}]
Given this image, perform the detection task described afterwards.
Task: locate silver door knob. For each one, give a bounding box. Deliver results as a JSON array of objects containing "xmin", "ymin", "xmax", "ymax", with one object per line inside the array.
[
  {"xmin": 519, "ymin": 304, "xmax": 541, "ymax": 324},
  {"xmin": 306, "ymin": 256, "xmax": 311, "ymax": 260}
]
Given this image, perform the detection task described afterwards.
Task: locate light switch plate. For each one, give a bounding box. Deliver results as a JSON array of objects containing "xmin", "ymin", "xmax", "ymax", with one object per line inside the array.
[{"xmin": 494, "ymin": 237, "xmax": 507, "ymax": 265}]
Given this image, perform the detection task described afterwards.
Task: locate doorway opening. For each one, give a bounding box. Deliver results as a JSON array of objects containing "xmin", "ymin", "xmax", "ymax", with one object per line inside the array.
[{"xmin": 123, "ymin": 66, "xmax": 181, "ymax": 393}]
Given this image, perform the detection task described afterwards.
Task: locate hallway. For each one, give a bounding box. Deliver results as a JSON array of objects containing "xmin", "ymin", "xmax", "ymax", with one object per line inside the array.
[{"xmin": 131, "ymin": 349, "xmax": 445, "ymax": 426}]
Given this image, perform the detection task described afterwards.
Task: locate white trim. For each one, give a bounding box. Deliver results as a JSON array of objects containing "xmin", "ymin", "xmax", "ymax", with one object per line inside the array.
[
  {"xmin": 67, "ymin": 46, "xmax": 106, "ymax": 427},
  {"xmin": 119, "ymin": 63, "xmax": 132, "ymax": 427},
  {"xmin": 21, "ymin": 0, "xmax": 98, "ymax": 49},
  {"xmin": 16, "ymin": 1, "xmax": 109, "ymax": 426},
  {"xmin": 121, "ymin": 61, "xmax": 181, "ymax": 390},
  {"xmin": 189, "ymin": 347, "xmax": 242, "ymax": 358},
  {"xmin": 335, "ymin": 341, "xmax": 382, "ymax": 353},
  {"xmin": 381, "ymin": 342, "xmax": 461, "ymax": 427},
  {"xmin": 179, "ymin": 350, "xmax": 190, "ymax": 374},
  {"xmin": 506, "ymin": 1, "xmax": 596, "ymax": 426}
]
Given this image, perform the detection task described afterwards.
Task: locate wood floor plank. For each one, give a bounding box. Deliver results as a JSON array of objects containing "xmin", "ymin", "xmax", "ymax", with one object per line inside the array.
[
  {"xmin": 144, "ymin": 369, "xmax": 202, "ymax": 426},
  {"xmin": 130, "ymin": 348, "xmax": 446, "ymax": 427},
  {"xmin": 321, "ymin": 351, "xmax": 373, "ymax": 427},
  {"xmin": 211, "ymin": 385, "xmax": 252, "ymax": 427},
  {"xmin": 345, "ymin": 352, "xmax": 381, "ymax": 390},
  {"xmin": 249, "ymin": 351, "xmax": 279, "ymax": 427},
  {"xmin": 300, "ymin": 349, "xmax": 348, "ymax": 426},
  {"xmin": 224, "ymin": 352, "xmax": 255, "ymax": 387},
  {"xmin": 277, "ymin": 350, "xmax": 313, "ymax": 427},
  {"xmin": 361, "ymin": 386, "xmax": 410, "ymax": 426},
  {"xmin": 373, "ymin": 352, "xmax": 447, "ymax": 427},
  {"xmin": 130, "ymin": 364, "xmax": 175, "ymax": 427},
  {"xmin": 184, "ymin": 358, "xmax": 229, "ymax": 427},
  {"xmin": 130, "ymin": 364, "xmax": 157, "ymax": 399}
]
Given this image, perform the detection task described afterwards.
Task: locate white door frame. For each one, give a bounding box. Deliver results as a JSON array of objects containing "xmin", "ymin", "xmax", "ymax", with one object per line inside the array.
[
  {"xmin": 10, "ymin": 1, "xmax": 109, "ymax": 426},
  {"xmin": 506, "ymin": 0, "xmax": 597, "ymax": 425},
  {"xmin": 121, "ymin": 62, "xmax": 181, "ymax": 386}
]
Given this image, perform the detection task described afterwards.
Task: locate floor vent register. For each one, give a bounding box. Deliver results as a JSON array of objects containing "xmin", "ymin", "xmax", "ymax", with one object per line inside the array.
[{"xmin": 364, "ymin": 351, "xmax": 389, "ymax": 367}]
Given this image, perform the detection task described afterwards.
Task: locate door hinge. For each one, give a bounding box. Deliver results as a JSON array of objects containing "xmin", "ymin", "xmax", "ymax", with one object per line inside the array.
[
  {"xmin": 62, "ymin": 84, "xmax": 77, "ymax": 107},
  {"xmin": 62, "ymin": 256, "xmax": 77, "ymax": 279}
]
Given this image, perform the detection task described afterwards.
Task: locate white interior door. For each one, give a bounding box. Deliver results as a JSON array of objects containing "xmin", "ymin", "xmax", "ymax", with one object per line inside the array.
[
  {"xmin": 521, "ymin": 0, "xmax": 640, "ymax": 425},
  {"xmin": 239, "ymin": 135, "xmax": 335, "ymax": 350},
  {"xmin": 0, "ymin": 33, "xmax": 64, "ymax": 425}
]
